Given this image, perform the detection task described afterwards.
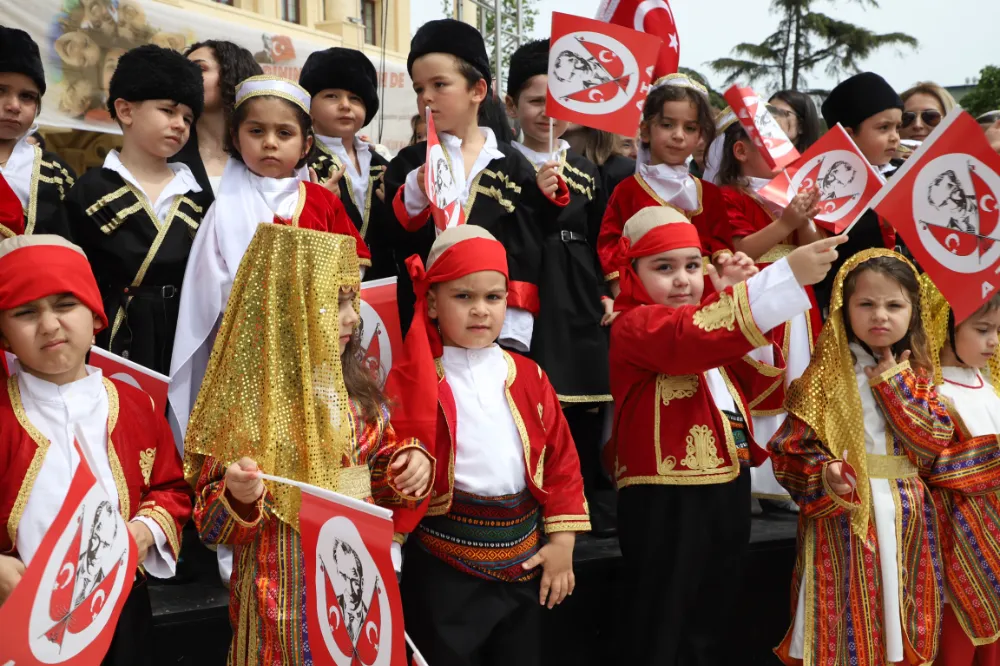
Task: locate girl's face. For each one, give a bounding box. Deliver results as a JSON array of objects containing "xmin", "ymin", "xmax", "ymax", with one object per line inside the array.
[
  {"xmin": 411, "ymin": 53, "xmax": 486, "ymax": 136},
  {"xmin": 0, "ymin": 72, "xmax": 40, "ymax": 141},
  {"xmin": 733, "ymin": 137, "xmax": 778, "ymax": 180},
  {"xmin": 635, "ymin": 248, "xmax": 705, "ymax": 307},
  {"xmin": 768, "ymin": 98, "xmax": 800, "ymax": 143},
  {"xmin": 311, "ymin": 88, "xmax": 367, "ymax": 138},
  {"xmin": 338, "ymin": 288, "xmax": 360, "ymax": 355},
  {"xmin": 847, "ymin": 269, "xmax": 913, "ymax": 351},
  {"xmin": 641, "ymin": 100, "xmax": 701, "ymax": 167},
  {"xmin": 188, "ymin": 47, "xmax": 222, "ymax": 113},
  {"xmin": 234, "ymin": 97, "xmax": 312, "ymax": 179},
  {"xmin": 115, "ymin": 99, "xmax": 192, "ymax": 158},
  {"xmin": 942, "ymin": 307, "xmax": 1000, "ymax": 370}
]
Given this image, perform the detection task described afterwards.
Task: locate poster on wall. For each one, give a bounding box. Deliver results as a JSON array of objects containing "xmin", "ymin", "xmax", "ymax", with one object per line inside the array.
[{"xmin": 1, "ymin": 0, "xmax": 415, "ymax": 152}]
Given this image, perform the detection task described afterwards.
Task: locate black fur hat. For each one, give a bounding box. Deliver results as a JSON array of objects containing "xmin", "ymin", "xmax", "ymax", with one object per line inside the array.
[
  {"xmin": 822, "ymin": 72, "xmax": 903, "ymax": 131},
  {"xmin": 408, "ymin": 19, "xmax": 492, "ymax": 91},
  {"xmin": 107, "ymin": 44, "xmax": 204, "ymax": 120},
  {"xmin": 507, "ymin": 39, "xmax": 549, "ymax": 100},
  {"xmin": 299, "ymin": 48, "xmax": 380, "ymax": 126},
  {"xmin": 0, "ymin": 26, "xmax": 46, "ymax": 95}
]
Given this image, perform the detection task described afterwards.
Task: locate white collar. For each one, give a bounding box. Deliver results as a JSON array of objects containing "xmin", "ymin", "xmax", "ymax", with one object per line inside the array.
[
  {"xmin": 440, "ymin": 344, "xmax": 504, "ymax": 370},
  {"xmin": 18, "ymin": 366, "xmax": 105, "ymax": 404},
  {"xmin": 247, "ymin": 170, "xmax": 301, "ymax": 195},
  {"xmin": 941, "ymin": 366, "xmax": 982, "ymax": 386},
  {"xmin": 637, "ymin": 161, "xmax": 700, "ymax": 211},
  {"xmin": 318, "ymin": 134, "xmax": 370, "ymax": 157},
  {"xmin": 850, "ymin": 342, "xmax": 877, "ymax": 372},
  {"xmin": 1, "ymin": 130, "xmax": 39, "ymax": 207},
  {"xmin": 747, "ymin": 176, "xmax": 771, "ymax": 192},
  {"xmin": 441, "ymin": 128, "xmax": 505, "ymax": 161},
  {"xmin": 103, "ymin": 149, "xmax": 202, "ymax": 200},
  {"xmin": 512, "ymin": 139, "xmax": 569, "ymax": 168}
]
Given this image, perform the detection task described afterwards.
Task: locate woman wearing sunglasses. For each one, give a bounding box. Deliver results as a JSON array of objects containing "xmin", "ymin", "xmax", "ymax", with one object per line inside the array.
[
  {"xmin": 899, "ymin": 81, "xmax": 957, "ymax": 142},
  {"xmin": 767, "ymin": 90, "xmax": 823, "ymax": 153}
]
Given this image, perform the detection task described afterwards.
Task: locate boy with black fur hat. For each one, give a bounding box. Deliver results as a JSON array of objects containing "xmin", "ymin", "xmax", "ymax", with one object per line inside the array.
[
  {"xmin": 814, "ymin": 71, "xmax": 906, "ymax": 312},
  {"xmin": 385, "ymin": 18, "xmax": 568, "ymax": 338},
  {"xmin": 57, "ymin": 44, "xmax": 211, "ymax": 376},
  {"xmin": 505, "ymin": 38, "xmax": 613, "ymax": 527},
  {"xmin": 300, "ymin": 47, "xmax": 395, "ymax": 279},
  {"xmin": 0, "ymin": 26, "xmax": 76, "ymax": 237}
]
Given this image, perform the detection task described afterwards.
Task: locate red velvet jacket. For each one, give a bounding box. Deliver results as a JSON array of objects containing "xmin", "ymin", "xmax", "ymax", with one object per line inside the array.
[
  {"xmin": 281, "ymin": 181, "xmax": 371, "ymax": 267},
  {"xmin": 0, "ymin": 376, "xmax": 191, "ymax": 559},
  {"xmin": 597, "ymin": 174, "xmax": 732, "ymax": 281},
  {"xmin": 610, "ymin": 280, "xmax": 773, "ymax": 488},
  {"xmin": 417, "ymin": 351, "xmax": 591, "ymax": 535}
]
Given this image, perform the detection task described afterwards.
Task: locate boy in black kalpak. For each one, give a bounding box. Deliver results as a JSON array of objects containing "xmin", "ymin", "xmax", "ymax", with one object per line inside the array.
[
  {"xmin": 300, "ymin": 47, "xmax": 395, "ymax": 280},
  {"xmin": 60, "ymin": 44, "xmax": 211, "ymax": 375},
  {"xmin": 385, "ymin": 19, "xmax": 567, "ymax": 338},
  {"xmin": 0, "ymin": 26, "xmax": 76, "ymax": 237}
]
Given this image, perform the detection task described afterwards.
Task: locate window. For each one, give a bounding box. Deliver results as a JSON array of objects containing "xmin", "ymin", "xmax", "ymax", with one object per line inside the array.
[
  {"xmin": 213, "ymin": 0, "xmax": 234, "ymax": 5},
  {"xmin": 281, "ymin": 0, "xmax": 300, "ymax": 23},
  {"xmin": 362, "ymin": 0, "xmax": 376, "ymax": 45}
]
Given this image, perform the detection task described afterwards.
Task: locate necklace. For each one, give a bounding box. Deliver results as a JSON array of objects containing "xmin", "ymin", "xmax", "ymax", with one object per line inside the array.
[{"xmin": 943, "ymin": 372, "xmax": 984, "ymax": 390}]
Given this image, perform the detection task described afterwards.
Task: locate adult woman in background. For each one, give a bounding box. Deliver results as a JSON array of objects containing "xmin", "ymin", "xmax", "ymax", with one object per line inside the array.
[
  {"xmin": 768, "ymin": 90, "xmax": 822, "ymax": 153},
  {"xmin": 175, "ymin": 40, "xmax": 262, "ymax": 198},
  {"xmin": 899, "ymin": 81, "xmax": 956, "ymax": 143},
  {"xmin": 563, "ymin": 125, "xmax": 635, "ymax": 200}
]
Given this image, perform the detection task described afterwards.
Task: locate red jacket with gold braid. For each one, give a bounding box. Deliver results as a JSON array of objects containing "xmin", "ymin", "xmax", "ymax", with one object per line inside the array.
[
  {"xmin": 597, "ymin": 174, "xmax": 733, "ymax": 282},
  {"xmin": 0, "ymin": 376, "xmax": 191, "ymax": 559},
  {"xmin": 610, "ymin": 280, "xmax": 778, "ymax": 488},
  {"xmin": 417, "ymin": 350, "xmax": 591, "ymax": 535},
  {"xmin": 719, "ymin": 186, "xmax": 822, "ymax": 416}
]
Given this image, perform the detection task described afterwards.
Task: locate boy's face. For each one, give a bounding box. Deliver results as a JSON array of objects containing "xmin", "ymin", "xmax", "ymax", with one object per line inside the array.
[
  {"xmin": 427, "ymin": 270, "xmax": 507, "ymax": 349},
  {"xmin": 635, "ymin": 247, "xmax": 705, "ymax": 307},
  {"xmin": 0, "ymin": 293, "xmax": 101, "ymax": 385},
  {"xmin": 0, "ymin": 72, "xmax": 41, "ymax": 141},
  {"xmin": 848, "ymin": 108, "xmax": 902, "ymax": 167},
  {"xmin": 505, "ymin": 75, "xmax": 566, "ymax": 147},
  {"xmin": 115, "ymin": 99, "xmax": 193, "ymax": 159},
  {"xmin": 411, "ymin": 54, "xmax": 486, "ymax": 136},
  {"xmin": 311, "ymin": 88, "xmax": 367, "ymax": 139},
  {"xmin": 337, "ymin": 287, "xmax": 360, "ymax": 356}
]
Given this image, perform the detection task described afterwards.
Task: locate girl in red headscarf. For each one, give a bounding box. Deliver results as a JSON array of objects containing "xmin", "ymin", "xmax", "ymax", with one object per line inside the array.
[{"xmin": 607, "ymin": 207, "xmax": 845, "ymax": 665}]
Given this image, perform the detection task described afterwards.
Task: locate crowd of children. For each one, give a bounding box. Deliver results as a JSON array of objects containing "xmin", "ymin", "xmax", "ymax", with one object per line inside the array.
[{"xmin": 0, "ymin": 14, "xmax": 999, "ymax": 666}]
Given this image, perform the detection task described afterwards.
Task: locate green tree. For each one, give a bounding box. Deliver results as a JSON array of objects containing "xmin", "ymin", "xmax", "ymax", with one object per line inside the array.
[
  {"xmin": 440, "ymin": 0, "xmax": 538, "ymax": 92},
  {"xmin": 709, "ymin": 0, "xmax": 918, "ymax": 92},
  {"xmin": 678, "ymin": 67, "xmax": 727, "ymax": 110},
  {"xmin": 960, "ymin": 66, "xmax": 1000, "ymax": 117}
]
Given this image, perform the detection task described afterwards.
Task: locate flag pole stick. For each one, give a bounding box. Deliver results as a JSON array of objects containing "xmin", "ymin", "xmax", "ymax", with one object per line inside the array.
[{"xmin": 548, "ymin": 117, "xmax": 554, "ymax": 159}]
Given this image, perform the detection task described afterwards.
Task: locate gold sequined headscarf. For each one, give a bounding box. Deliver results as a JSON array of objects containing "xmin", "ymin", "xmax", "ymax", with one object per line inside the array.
[
  {"xmin": 184, "ymin": 224, "xmax": 361, "ymax": 530},
  {"xmin": 784, "ymin": 248, "xmax": 920, "ymax": 538},
  {"xmin": 920, "ymin": 273, "xmax": 1000, "ymax": 397}
]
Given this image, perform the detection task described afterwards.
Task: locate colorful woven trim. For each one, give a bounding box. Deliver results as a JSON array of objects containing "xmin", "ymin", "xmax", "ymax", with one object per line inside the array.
[
  {"xmin": 722, "ymin": 408, "xmax": 751, "ymax": 467},
  {"xmin": 415, "ymin": 488, "xmax": 541, "ymax": 583}
]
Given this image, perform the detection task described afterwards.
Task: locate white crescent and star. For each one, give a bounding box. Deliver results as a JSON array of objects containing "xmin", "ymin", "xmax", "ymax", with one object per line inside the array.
[
  {"xmin": 365, "ymin": 621, "xmax": 379, "ymax": 646},
  {"xmin": 90, "ymin": 590, "xmax": 106, "ymax": 614},
  {"xmin": 982, "ymin": 194, "xmax": 997, "ymax": 213},
  {"xmin": 598, "ymin": 49, "xmax": 614, "ymax": 63},
  {"xmin": 668, "ymin": 33, "xmax": 679, "ymax": 52},
  {"xmin": 329, "ymin": 604, "xmax": 342, "ymax": 630},
  {"xmin": 945, "ymin": 233, "xmax": 961, "ymax": 252},
  {"xmin": 633, "ymin": 0, "xmax": 674, "ymax": 32},
  {"xmin": 588, "ymin": 89, "xmax": 605, "ymax": 102},
  {"xmin": 57, "ymin": 563, "xmax": 74, "ymax": 589}
]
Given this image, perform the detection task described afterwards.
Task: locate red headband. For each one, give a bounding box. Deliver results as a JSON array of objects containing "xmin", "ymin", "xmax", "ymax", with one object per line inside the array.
[
  {"xmin": 385, "ymin": 237, "xmax": 508, "ymax": 518},
  {"xmin": 614, "ymin": 222, "xmax": 703, "ymax": 313},
  {"xmin": 0, "ymin": 245, "xmax": 108, "ymax": 330}
]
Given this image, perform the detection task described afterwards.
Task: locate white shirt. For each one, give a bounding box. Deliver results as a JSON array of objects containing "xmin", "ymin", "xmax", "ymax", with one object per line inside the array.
[
  {"xmin": 246, "ymin": 171, "xmax": 301, "ymax": 220},
  {"xmin": 317, "ymin": 135, "xmax": 372, "ymax": 212},
  {"xmin": 15, "ymin": 368, "xmax": 176, "ymax": 578},
  {"xmin": 637, "ymin": 162, "xmax": 700, "ymax": 212},
  {"xmin": 938, "ymin": 366, "xmax": 1000, "ymax": 436},
  {"xmin": 511, "ymin": 139, "xmax": 569, "ymax": 169},
  {"xmin": 0, "ymin": 130, "xmax": 37, "ymax": 208},
  {"xmin": 103, "ymin": 150, "xmax": 202, "ymax": 223},
  {"xmin": 441, "ymin": 345, "xmax": 526, "ymax": 496},
  {"xmin": 403, "ymin": 128, "xmax": 505, "ymax": 218}
]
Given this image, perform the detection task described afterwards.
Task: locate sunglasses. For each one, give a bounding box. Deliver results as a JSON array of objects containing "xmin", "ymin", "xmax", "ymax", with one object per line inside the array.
[{"xmin": 901, "ymin": 109, "xmax": 942, "ymax": 129}]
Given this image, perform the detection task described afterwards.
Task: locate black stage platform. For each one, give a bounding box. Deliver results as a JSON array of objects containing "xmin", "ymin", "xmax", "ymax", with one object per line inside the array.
[{"xmin": 151, "ymin": 513, "xmax": 798, "ymax": 665}]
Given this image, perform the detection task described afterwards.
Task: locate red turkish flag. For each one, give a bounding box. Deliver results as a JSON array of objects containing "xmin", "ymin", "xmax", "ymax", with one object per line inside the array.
[
  {"xmin": 269, "ymin": 35, "xmax": 296, "ymax": 63},
  {"xmin": 545, "ymin": 12, "xmax": 661, "ymax": 136},
  {"xmin": 0, "ymin": 439, "xmax": 137, "ymax": 666},
  {"xmin": 359, "ymin": 277, "xmax": 403, "ymax": 384},
  {"xmin": 759, "ymin": 124, "xmax": 885, "ymax": 234},
  {"xmin": 424, "ymin": 109, "xmax": 466, "ymax": 233},
  {"xmin": 869, "ymin": 110, "xmax": 1000, "ymax": 321},
  {"xmin": 0, "ymin": 172, "xmax": 24, "ymax": 236},
  {"xmin": 596, "ymin": 0, "xmax": 679, "ymax": 80},
  {"xmin": 298, "ymin": 480, "xmax": 406, "ymax": 666},
  {"xmin": 88, "ymin": 345, "xmax": 169, "ymax": 413},
  {"xmin": 723, "ymin": 85, "xmax": 800, "ymax": 171}
]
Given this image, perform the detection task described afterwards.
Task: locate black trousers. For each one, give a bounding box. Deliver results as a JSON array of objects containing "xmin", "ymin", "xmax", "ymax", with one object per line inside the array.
[
  {"xmin": 401, "ymin": 543, "xmax": 541, "ymax": 666},
  {"xmin": 101, "ymin": 575, "xmax": 153, "ymax": 666},
  {"xmin": 617, "ymin": 469, "xmax": 751, "ymax": 666}
]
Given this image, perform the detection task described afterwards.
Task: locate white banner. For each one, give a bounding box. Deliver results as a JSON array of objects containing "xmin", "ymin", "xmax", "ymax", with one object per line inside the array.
[{"xmin": 0, "ymin": 0, "xmax": 415, "ymax": 153}]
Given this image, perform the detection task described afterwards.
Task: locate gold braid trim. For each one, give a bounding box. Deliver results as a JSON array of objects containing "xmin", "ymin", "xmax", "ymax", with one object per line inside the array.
[
  {"xmin": 136, "ymin": 503, "xmax": 182, "ymax": 557},
  {"xmin": 784, "ymin": 248, "xmax": 920, "ymax": 538},
  {"xmin": 5, "ymin": 376, "xmax": 50, "ymax": 551}
]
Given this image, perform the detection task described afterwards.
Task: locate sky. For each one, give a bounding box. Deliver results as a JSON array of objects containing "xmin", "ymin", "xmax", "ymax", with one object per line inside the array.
[{"xmin": 409, "ymin": 0, "xmax": 993, "ymax": 96}]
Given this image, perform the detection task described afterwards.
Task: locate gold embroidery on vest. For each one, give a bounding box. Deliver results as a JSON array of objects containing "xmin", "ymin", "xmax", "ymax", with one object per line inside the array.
[
  {"xmin": 656, "ymin": 374, "xmax": 699, "ymax": 406},
  {"xmin": 681, "ymin": 425, "xmax": 724, "ymax": 470},
  {"xmin": 692, "ymin": 293, "xmax": 736, "ymax": 332},
  {"xmin": 537, "ymin": 403, "xmax": 544, "ymax": 424},
  {"xmin": 139, "ymin": 448, "xmax": 156, "ymax": 485},
  {"xmin": 534, "ymin": 446, "xmax": 546, "ymax": 488}
]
